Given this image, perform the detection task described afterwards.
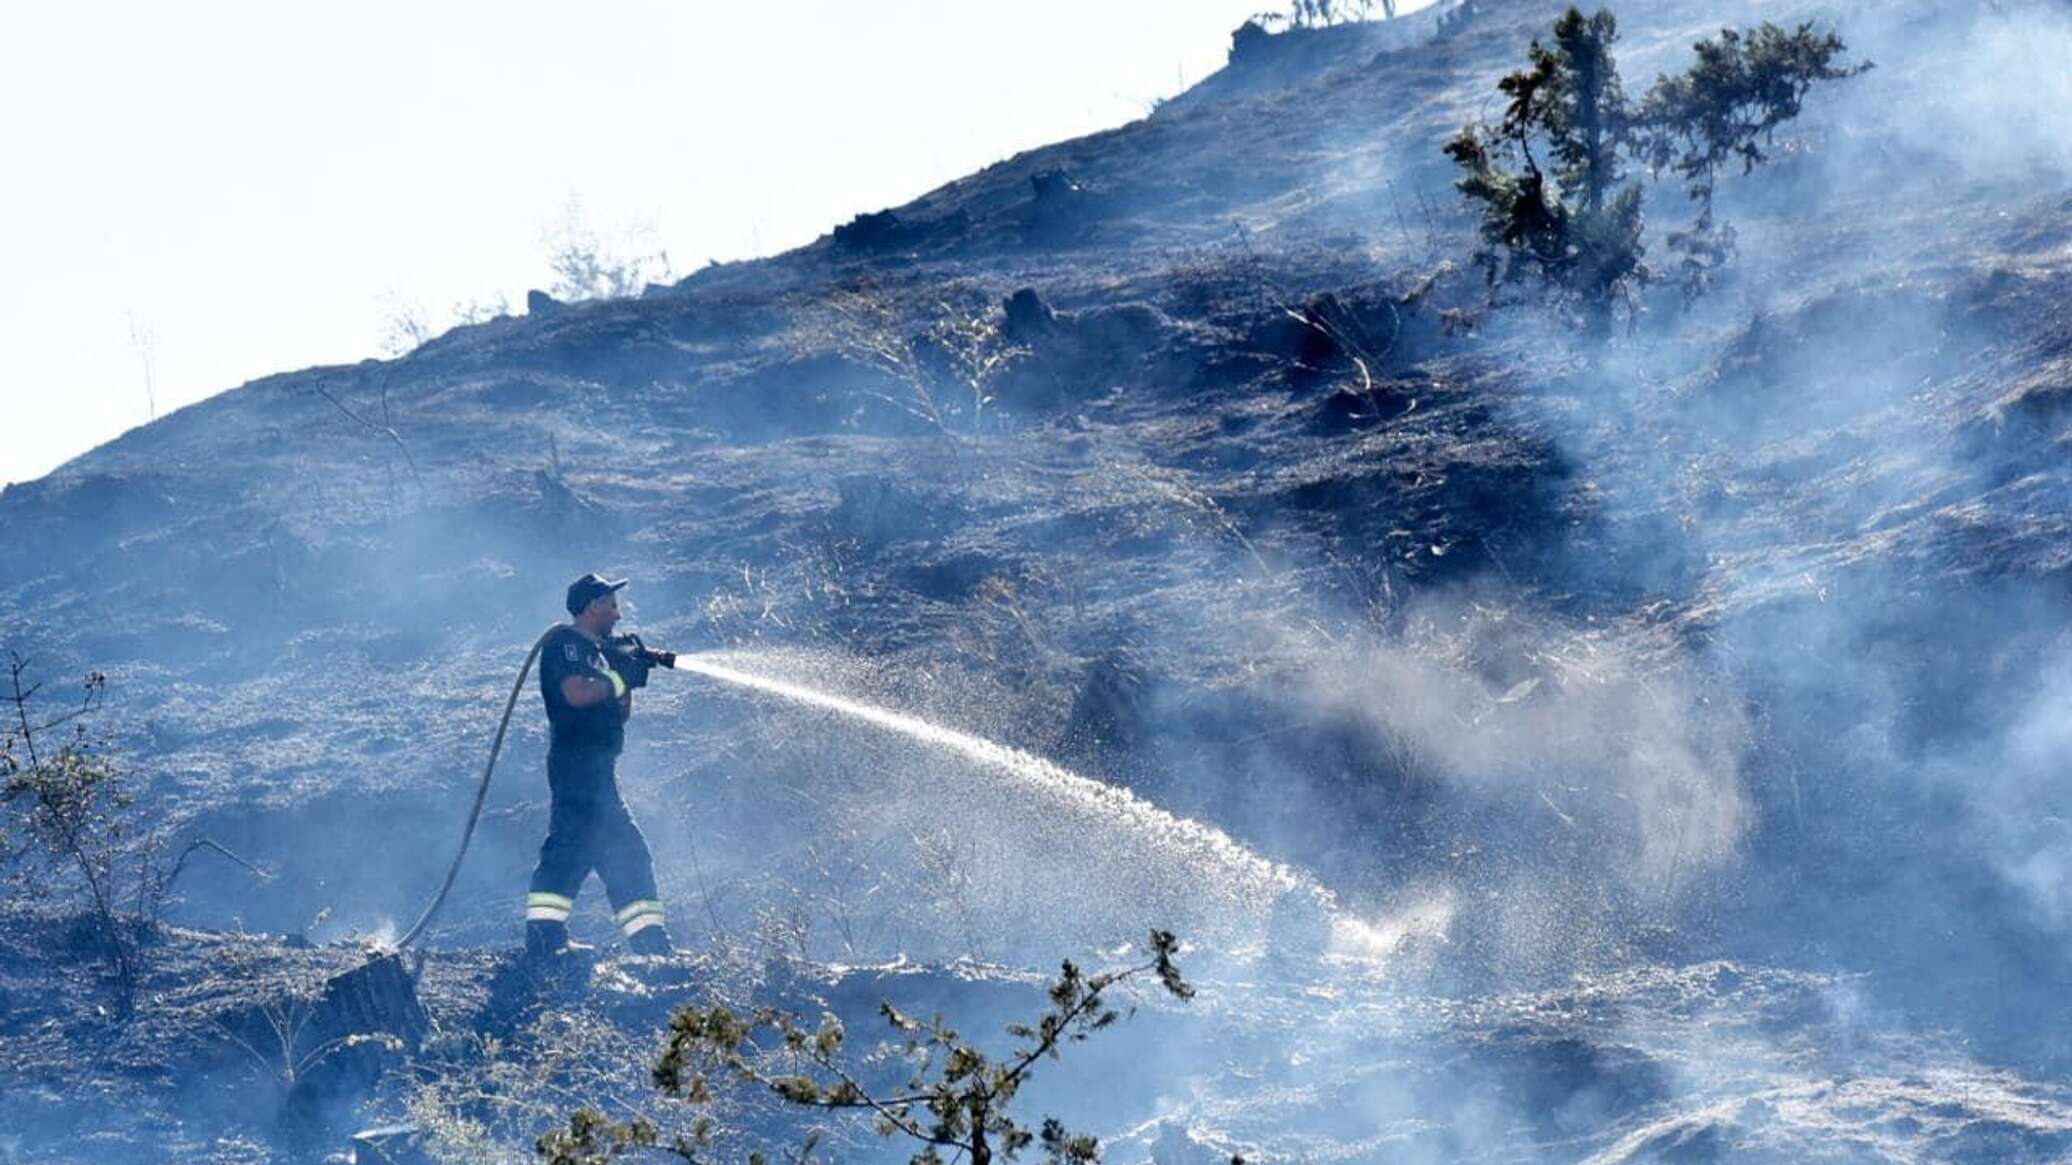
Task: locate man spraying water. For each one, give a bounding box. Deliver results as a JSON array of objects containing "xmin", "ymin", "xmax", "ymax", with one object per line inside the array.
[
  {"xmin": 394, "ymin": 573, "xmax": 1315, "ymax": 963},
  {"xmin": 524, "ymin": 572, "xmax": 678, "ymax": 959}
]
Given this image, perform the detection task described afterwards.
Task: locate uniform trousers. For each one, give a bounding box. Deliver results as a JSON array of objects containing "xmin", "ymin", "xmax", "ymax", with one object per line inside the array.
[{"xmin": 525, "ymin": 747, "xmax": 665, "ymax": 938}]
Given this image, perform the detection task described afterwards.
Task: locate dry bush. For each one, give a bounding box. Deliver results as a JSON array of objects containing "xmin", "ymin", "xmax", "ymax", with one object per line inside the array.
[
  {"xmin": 538, "ymin": 932, "xmax": 1196, "ymax": 1165},
  {"xmin": 209, "ymin": 927, "xmax": 404, "ymax": 1113},
  {"xmin": 408, "ymin": 1009, "xmax": 710, "ymax": 1165},
  {"xmin": 805, "ymin": 284, "xmax": 1026, "ymax": 436},
  {"xmin": 3, "ymin": 653, "xmax": 259, "ymax": 1018}
]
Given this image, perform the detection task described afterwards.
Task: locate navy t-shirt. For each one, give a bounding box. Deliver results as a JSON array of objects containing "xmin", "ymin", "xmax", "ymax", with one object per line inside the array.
[{"xmin": 540, "ymin": 625, "xmax": 630, "ymax": 754}]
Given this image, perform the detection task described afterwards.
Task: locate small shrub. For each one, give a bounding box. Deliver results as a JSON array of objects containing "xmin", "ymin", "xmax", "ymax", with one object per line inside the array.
[
  {"xmin": 2, "ymin": 656, "xmax": 140, "ymax": 1011},
  {"xmin": 409, "ymin": 1010, "xmax": 703, "ymax": 1165},
  {"xmin": 2, "ymin": 652, "xmax": 261, "ymax": 1019},
  {"xmin": 1259, "ymin": 0, "xmax": 1396, "ymax": 29},
  {"xmin": 378, "ymin": 291, "xmax": 512, "ymax": 357},
  {"xmin": 923, "ymin": 304, "xmax": 1027, "ymax": 434},
  {"xmin": 810, "ymin": 284, "xmax": 1026, "ymax": 436},
  {"xmin": 210, "ymin": 929, "xmax": 405, "ymax": 1114},
  {"xmin": 544, "ymin": 198, "xmax": 673, "ymax": 304},
  {"xmin": 538, "ymin": 931, "xmax": 1197, "ymax": 1165}
]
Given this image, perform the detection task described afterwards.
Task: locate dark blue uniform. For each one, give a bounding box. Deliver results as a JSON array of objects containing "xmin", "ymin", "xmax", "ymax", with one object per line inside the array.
[{"xmin": 524, "ymin": 626, "xmax": 666, "ymax": 944}]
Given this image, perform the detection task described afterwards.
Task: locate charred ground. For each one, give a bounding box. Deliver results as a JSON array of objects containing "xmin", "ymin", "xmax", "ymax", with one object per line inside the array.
[{"xmin": 5, "ymin": 0, "xmax": 2072, "ymax": 1160}]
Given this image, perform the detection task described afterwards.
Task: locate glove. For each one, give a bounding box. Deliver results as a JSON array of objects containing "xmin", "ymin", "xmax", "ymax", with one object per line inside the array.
[
  {"xmin": 609, "ymin": 633, "xmax": 676, "ymax": 673},
  {"xmin": 609, "ymin": 648, "xmax": 652, "ymax": 691},
  {"xmin": 607, "ymin": 634, "xmax": 666, "ymax": 689}
]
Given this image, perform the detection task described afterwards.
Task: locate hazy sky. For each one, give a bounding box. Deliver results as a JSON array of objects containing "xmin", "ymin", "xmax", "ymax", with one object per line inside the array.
[{"xmin": 0, "ymin": 2, "xmax": 1427, "ymax": 488}]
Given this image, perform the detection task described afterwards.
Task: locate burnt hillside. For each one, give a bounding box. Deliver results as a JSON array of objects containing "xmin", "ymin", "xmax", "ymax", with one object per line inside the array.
[{"xmin": 5, "ymin": 1, "xmax": 2072, "ymax": 1161}]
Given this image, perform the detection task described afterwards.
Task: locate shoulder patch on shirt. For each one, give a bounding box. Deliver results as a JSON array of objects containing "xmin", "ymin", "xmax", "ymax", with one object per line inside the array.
[{"xmin": 564, "ymin": 643, "xmax": 581, "ymax": 662}]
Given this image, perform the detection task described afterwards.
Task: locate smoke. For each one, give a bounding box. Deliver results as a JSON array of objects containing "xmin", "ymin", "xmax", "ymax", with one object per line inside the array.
[
  {"xmin": 1307, "ymin": 594, "xmax": 1750, "ymax": 890},
  {"xmin": 11, "ymin": 1, "xmax": 2072, "ymax": 1158},
  {"xmin": 1844, "ymin": 0, "xmax": 2072, "ymax": 183},
  {"xmin": 1938, "ymin": 641, "xmax": 2072, "ymax": 944},
  {"xmin": 1396, "ymin": 0, "xmax": 2072, "ymax": 1055}
]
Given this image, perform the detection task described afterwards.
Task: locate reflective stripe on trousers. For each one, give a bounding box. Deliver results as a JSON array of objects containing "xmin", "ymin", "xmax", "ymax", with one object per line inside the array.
[
  {"xmin": 526, "ymin": 747, "xmax": 662, "ymax": 926},
  {"xmin": 614, "ymin": 898, "xmax": 666, "ymax": 935},
  {"xmin": 526, "ymin": 891, "xmax": 574, "ymax": 922}
]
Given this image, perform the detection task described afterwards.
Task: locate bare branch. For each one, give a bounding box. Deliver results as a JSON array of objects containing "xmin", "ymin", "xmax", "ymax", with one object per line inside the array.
[
  {"xmin": 162, "ymin": 837, "xmax": 272, "ymax": 891},
  {"xmin": 312, "ymin": 379, "xmax": 425, "ymax": 493}
]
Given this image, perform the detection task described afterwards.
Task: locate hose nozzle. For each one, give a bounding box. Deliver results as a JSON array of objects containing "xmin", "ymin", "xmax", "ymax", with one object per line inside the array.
[{"xmin": 608, "ymin": 633, "xmax": 676, "ymax": 670}]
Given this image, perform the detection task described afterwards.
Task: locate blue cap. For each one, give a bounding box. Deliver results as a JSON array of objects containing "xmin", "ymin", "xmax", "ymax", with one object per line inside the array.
[{"xmin": 565, "ymin": 572, "xmax": 627, "ymax": 616}]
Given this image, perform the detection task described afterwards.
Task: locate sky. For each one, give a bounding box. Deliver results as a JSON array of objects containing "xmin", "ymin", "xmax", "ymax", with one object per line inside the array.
[{"xmin": 0, "ymin": 1, "xmax": 1427, "ymax": 488}]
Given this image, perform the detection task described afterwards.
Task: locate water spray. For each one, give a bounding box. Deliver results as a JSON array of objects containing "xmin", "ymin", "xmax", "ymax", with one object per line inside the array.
[
  {"xmin": 401, "ymin": 634, "xmax": 1375, "ymax": 960},
  {"xmin": 668, "ymin": 652, "xmax": 1317, "ymax": 905}
]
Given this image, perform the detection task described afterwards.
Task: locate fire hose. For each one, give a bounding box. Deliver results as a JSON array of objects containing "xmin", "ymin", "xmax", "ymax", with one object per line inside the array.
[{"xmin": 397, "ymin": 627, "xmax": 673, "ymax": 950}]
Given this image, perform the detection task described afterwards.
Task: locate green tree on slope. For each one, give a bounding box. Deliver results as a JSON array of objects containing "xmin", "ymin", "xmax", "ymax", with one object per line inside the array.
[
  {"xmin": 1639, "ymin": 21, "xmax": 1868, "ymax": 297},
  {"xmin": 1446, "ymin": 6, "xmax": 1865, "ymax": 334},
  {"xmin": 1445, "ymin": 9, "xmax": 1645, "ymax": 338}
]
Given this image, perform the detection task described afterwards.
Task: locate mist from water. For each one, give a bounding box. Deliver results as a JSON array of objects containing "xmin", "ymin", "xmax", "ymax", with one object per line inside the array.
[{"xmin": 660, "ymin": 647, "xmax": 1453, "ymax": 965}]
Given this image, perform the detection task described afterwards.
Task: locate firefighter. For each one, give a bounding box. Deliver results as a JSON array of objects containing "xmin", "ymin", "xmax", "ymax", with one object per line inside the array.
[{"xmin": 523, "ymin": 573, "xmax": 674, "ymax": 958}]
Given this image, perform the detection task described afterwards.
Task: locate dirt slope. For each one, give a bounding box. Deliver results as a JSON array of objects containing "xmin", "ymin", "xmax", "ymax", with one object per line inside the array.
[{"xmin": 4, "ymin": 0, "xmax": 2072, "ymax": 1157}]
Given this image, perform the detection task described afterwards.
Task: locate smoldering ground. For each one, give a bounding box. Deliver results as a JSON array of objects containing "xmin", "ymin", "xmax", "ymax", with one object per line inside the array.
[
  {"xmin": 1397, "ymin": 0, "xmax": 2072, "ymax": 1064},
  {"xmin": 6, "ymin": 0, "xmax": 2072, "ymax": 1160}
]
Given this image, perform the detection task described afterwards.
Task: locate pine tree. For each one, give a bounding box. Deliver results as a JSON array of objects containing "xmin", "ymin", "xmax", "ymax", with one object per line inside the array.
[
  {"xmin": 1638, "ymin": 22, "xmax": 1869, "ymax": 298},
  {"xmin": 1444, "ymin": 8, "xmax": 1646, "ymax": 338},
  {"xmin": 1444, "ymin": 7, "xmax": 1865, "ymax": 332}
]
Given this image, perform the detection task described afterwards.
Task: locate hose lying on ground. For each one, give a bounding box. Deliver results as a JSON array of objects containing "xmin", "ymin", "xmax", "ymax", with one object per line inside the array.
[{"xmin": 397, "ymin": 627, "xmax": 557, "ymax": 950}]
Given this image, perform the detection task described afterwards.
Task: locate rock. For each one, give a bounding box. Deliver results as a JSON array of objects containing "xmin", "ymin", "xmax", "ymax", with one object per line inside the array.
[
  {"xmin": 834, "ymin": 209, "xmax": 906, "ymax": 250},
  {"xmin": 899, "ymin": 551, "xmax": 1003, "ymax": 601},
  {"xmin": 1228, "ymin": 19, "xmax": 1273, "ymax": 68},
  {"xmin": 1242, "ymin": 292, "xmax": 1402, "ymax": 389},
  {"xmin": 1025, "ymin": 169, "xmax": 1104, "ymax": 243},
  {"xmin": 1071, "ymin": 302, "xmax": 1169, "ymax": 351},
  {"xmin": 1247, "ymin": 295, "xmax": 1344, "ymax": 370},
  {"xmin": 1030, "ymin": 168, "xmax": 1082, "ymax": 206},
  {"xmin": 1057, "ymin": 647, "xmax": 1157, "ymax": 762},
  {"xmin": 526, "ymin": 289, "xmax": 564, "ymax": 316},
  {"xmin": 991, "ymin": 300, "xmax": 1172, "ymax": 414},
  {"xmin": 831, "ymin": 475, "xmax": 952, "ymax": 546},
  {"xmin": 834, "ymin": 208, "xmax": 972, "ymax": 253},
  {"xmin": 1002, "ymin": 288, "xmax": 1056, "ymax": 344}
]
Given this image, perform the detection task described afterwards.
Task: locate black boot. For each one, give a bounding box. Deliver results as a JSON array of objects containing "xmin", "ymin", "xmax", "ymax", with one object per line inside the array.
[
  {"xmin": 627, "ymin": 925, "xmax": 673, "ymax": 956},
  {"xmin": 525, "ymin": 920, "xmax": 592, "ymax": 959}
]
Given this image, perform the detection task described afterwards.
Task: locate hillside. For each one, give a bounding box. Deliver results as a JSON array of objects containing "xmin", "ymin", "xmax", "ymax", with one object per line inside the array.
[{"xmin": 4, "ymin": 0, "xmax": 2072, "ymax": 1160}]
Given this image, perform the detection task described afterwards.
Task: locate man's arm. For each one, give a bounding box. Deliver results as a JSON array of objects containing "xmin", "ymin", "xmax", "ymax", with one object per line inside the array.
[
  {"xmin": 559, "ymin": 674, "xmax": 621, "ymax": 708},
  {"xmin": 546, "ymin": 633, "xmax": 631, "ymax": 708}
]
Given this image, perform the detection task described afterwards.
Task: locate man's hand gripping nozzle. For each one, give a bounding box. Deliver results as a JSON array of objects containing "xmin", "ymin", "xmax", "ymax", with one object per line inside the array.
[{"xmin": 606, "ymin": 633, "xmax": 677, "ymax": 689}]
